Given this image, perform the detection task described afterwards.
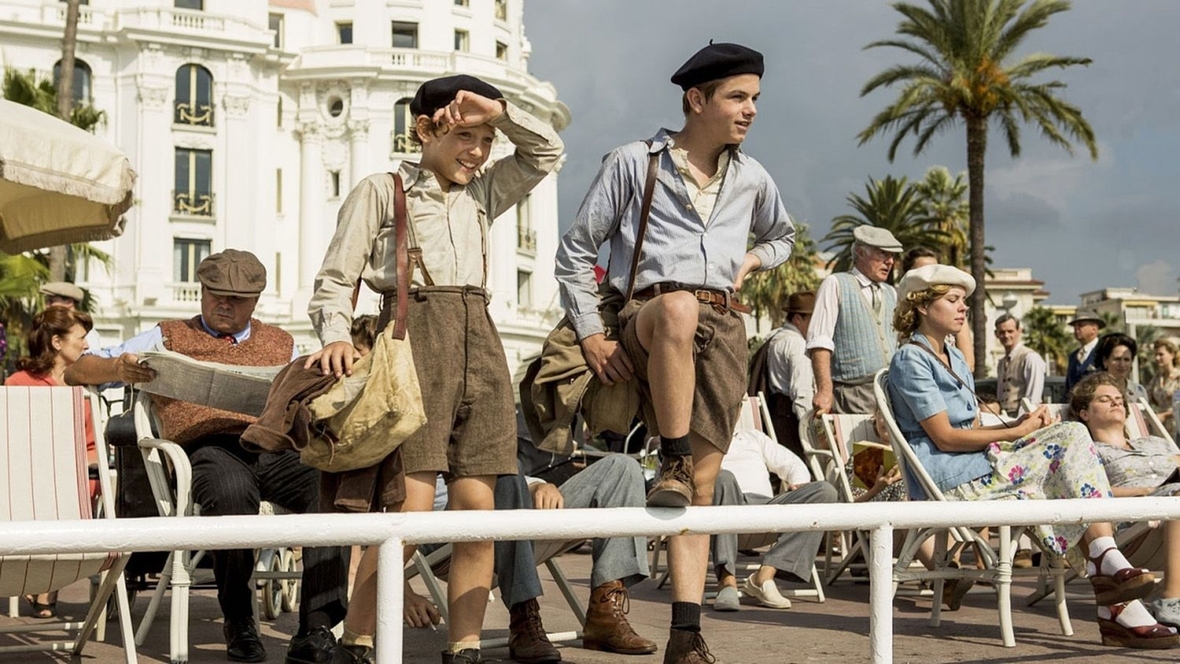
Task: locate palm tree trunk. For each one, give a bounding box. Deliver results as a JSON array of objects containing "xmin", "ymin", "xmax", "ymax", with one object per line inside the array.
[
  {"xmin": 50, "ymin": 0, "xmax": 81, "ymax": 283},
  {"xmin": 966, "ymin": 114, "xmax": 988, "ymax": 378}
]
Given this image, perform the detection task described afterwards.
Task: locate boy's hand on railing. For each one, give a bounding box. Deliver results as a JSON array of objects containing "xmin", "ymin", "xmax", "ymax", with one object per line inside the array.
[{"xmin": 530, "ymin": 482, "xmax": 564, "ymax": 510}]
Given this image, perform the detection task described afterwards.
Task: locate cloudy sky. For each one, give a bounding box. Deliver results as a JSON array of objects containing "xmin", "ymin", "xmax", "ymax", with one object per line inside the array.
[{"xmin": 521, "ymin": 0, "xmax": 1180, "ymax": 304}]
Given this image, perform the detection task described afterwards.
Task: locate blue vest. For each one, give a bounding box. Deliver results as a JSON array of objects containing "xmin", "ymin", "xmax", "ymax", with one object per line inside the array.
[{"xmin": 831, "ymin": 272, "xmax": 897, "ymax": 383}]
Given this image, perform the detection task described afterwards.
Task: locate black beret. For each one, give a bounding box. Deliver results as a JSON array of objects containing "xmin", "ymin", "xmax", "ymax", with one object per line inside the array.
[
  {"xmin": 670, "ymin": 42, "xmax": 764, "ymax": 91},
  {"xmin": 409, "ymin": 74, "xmax": 503, "ymax": 117}
]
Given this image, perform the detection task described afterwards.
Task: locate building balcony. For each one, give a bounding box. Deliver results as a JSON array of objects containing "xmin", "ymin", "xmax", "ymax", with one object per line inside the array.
[
  {"xmin": 112, "ymin": 6, "xmax": 272, "ymax": 50},
  {"xmin": 517, "ymin": 227, "xmax": 536, "ymax": 254},
  {"xmin": 172, "ymin": 190, "xmax": 215, "ymax": 217},
  {"xmin": 175, "ymin": 101, "xmax": 214, "ymax": 127},
  {"xmin": 167, "ymin": 282, "xmax": 201, "ymax": 304},
  {"xmin": 286, "ymin": 47, "xmax": 537, "ymax": 92}
]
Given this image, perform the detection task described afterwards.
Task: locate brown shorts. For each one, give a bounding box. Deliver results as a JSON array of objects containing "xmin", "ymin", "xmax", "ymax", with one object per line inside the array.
[
  {"xmin": 379, "ymin": 286, "xmax": 517, "ymax": 478},
  {"xmin": 618, "ymin": 296, "xmax": 748, "ymax": 453}
]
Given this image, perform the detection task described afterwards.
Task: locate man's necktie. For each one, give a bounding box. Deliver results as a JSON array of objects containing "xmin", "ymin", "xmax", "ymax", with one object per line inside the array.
[
  {"xmin": 871, "ymin": 283, "xmax": 882, "ymax": 316},
  {"xmin": 219, "ymin": 333, "xmax": 237, "ymax": 345}
]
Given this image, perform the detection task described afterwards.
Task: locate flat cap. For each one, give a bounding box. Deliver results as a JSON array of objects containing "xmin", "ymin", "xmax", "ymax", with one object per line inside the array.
[
  {"xmin": 853, "ymin": 225, "xmax": 903, "ymax": 253},
  {"xmin": 784, "ymin": 291, "xmax": 816, "ymax": 315},
  {"xmin": 671, "ymin": 42, "xmax": 764, "ymax": 90},
  {"xmin": 40, "ymin": 281, "xmax": 84, "ymax": 303},
  {"xmin": 1069, "ymin": 310, "xmax": 1106, "ymax": 328},
  {"xmin": 197, "ymin": 249, "xmax": 266, "ymax": 298},
  {"xmin": 410, "ymin": 74, "xmax": 503, "ymax": 118},
  {"xmin": 898, "ymin": 264, "xmax": 976, "ymax": 299}
]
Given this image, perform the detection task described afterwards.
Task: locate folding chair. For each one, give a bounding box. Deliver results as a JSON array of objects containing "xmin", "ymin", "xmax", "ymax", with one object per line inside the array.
[
  {"xmin": 874, "ymin": 369, "xmax": 1073, "ymax": 647},
  {"xmin": 408, "ymin": 539, "xmax": 588, "ymax": 648},
  {"xmin": 0, "ymin": 386, "xmax": 136, "ymax": 662},
  {"xmin": 127, "ymin": 389, "xmax": 301, "ymax": 664}
]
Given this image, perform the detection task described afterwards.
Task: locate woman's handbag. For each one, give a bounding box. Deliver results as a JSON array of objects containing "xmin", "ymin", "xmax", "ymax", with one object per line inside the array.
[{"xmin": 300, "ymin": 173, "xmax": 426, "ymax": 472}]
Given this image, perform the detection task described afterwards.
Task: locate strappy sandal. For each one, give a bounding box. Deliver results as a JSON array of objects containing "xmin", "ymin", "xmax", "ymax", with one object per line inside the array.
[
  {"xmin": 1089, "ymin": 546, "xmax": 1155, "ymax": 605},
  {"xmin": 22, "ymin": 594, "xmax": 57, "ymax": 619},
  {"xmin": 1098, "ymin": 604, "xmax": 1180, "ymax": 649}
]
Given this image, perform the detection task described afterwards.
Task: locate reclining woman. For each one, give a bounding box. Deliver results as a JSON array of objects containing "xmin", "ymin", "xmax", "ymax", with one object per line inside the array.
[
  {"xmin": 886, "ymin": 263, "xmax": 1177, "ymax": 649},
  {"xmin": 1073, "ymin": 371, "xmax": 1180, "ymax": 630}
]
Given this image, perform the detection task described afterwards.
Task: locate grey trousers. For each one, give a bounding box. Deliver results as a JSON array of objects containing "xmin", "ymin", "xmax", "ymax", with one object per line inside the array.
[
  {"xmin": 832, "ymin": 380, "xmax": 878, "ymax": 415},
  {"xmin": 711, "ymin": 470, "xmax": 837, "ymax": 583},
  {"xmin": 444, "ymin": 454, "xmax": 651, "ymax": 609}
]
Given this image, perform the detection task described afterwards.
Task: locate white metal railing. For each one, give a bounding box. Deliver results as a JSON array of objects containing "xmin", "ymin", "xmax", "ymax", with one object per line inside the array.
[{"xmin": 3, "ymin": 498, "xmax": 1180, "ymax": 663}]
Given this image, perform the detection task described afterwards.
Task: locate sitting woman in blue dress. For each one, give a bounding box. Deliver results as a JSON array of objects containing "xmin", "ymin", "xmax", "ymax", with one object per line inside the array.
[{"xmin": 886, "ymin": 263, "xmax": 1177, "ymax": 650}]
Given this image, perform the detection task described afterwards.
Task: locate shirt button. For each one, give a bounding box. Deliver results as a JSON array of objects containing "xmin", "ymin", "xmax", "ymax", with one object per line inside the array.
[{"xmin": 686, "ymin": 203, "xmax": 694, "ymax": 210}]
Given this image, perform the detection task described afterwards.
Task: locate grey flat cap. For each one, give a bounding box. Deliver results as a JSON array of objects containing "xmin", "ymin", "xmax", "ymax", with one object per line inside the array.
[
  {"xmin": 853, "ymin": 226, "xmax": 903, "ymax": 253},
  {"xmin": 40, "ymin": 281, "xmax": 85, "ymax": 302}
]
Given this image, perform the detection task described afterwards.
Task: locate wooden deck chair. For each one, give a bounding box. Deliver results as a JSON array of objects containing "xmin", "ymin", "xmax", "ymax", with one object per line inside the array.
[
  {"xmin": 0, "ymin": 386, "xmax": 136, "ymax": 662},
  {"xmin": 408, "ymin": 538, "xmax": 588, "ymax": 648},
  {"xmin": 127, "ymin": 389, "xmax": 300, "ymax": 664},
  {"xmin": 874, "ymin": 369, "xmax": 1073, "ymax": 647}
]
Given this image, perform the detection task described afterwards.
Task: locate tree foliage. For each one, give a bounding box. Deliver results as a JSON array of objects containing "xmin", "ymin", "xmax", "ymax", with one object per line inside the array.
[
  {"xmin": 915, "ymin": 166, "xmax": 970, "ymax": 269},
  {"xmin": 1022, "ymin": 306, "xmax": 1072, "ymax": 375},
  {"xmin": 858, "ymin": 0, "xmax": 1098, "ymax": 377}
]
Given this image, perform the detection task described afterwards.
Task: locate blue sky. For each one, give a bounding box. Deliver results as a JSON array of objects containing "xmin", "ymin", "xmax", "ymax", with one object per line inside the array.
[{"xmin": 522, "ymin": 0, "xmax": 1180, "ymax": 303}]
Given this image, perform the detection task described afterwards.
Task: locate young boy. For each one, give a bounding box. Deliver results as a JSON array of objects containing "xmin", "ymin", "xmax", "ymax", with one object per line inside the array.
[
  {"xmin": 307, "ymin": 74, "xmax": 563, "ymax": 664},
  {"xmin": 553, "ymin": 43, "xmax": 795, "ymax": 662}
]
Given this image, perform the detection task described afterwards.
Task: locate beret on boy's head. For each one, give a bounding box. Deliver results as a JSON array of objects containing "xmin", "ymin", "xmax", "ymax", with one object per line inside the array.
[
  {"xmin": 410, "ymin": 74, "xmax": 504, "ymax": 117},
  {"xmin": 671, "ymin": 42, "xmax": 764, "ymax": 90}
]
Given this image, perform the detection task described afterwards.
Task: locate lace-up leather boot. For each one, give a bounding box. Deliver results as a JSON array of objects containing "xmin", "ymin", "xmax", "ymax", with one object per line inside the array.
[{"xmin": 583, "ymin": 580, "xmax": 658, "ymax": 654}]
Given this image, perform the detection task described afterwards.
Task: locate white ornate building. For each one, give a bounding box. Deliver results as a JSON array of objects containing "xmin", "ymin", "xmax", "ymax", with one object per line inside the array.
[{"xmin": 0, "ymin": 0, "xmax": 569, "ymax": 372}]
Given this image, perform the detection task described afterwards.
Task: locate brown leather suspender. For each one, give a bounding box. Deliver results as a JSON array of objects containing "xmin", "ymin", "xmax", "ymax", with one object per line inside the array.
[{"xmin": 625, "ymin": 151, "xmax": 660, "ymax": 302}]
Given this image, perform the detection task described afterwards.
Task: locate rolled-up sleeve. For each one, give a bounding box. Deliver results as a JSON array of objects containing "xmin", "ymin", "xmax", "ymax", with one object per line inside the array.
[
  {"xmin": 555, "ymin": 151, "xmax": 628, "ymax": 339},
  {"xmin": 805, "ymin": 275, "xmax": 840, "ymax": 353},
  {"xmin": 748, "ymin": 174, "xmax": 795, "ymax": 271},
  {"xmin": 480, "ymin": 101, "xmax": 565, "ymax": 219}
]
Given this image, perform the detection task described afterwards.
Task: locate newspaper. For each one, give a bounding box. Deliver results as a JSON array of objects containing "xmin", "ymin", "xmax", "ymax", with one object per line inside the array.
[{"xmin": 137, "ymin": 350, "xmax": 284, "ymax": 417}]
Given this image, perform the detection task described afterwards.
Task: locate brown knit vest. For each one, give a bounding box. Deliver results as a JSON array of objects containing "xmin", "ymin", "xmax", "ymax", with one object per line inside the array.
[{"xmin": 152, "ymin": 316, "xmax": 294, "ymax": 446}]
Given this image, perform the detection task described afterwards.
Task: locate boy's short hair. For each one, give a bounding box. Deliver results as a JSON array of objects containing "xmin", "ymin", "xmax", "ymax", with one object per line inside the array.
[
  {"xmin": 681, "ymin": 79, "xmax": 724, "ymax": 115},
  {"xmin": 350, "ymin": 314, "xmax": 379, "ymax": 350}
]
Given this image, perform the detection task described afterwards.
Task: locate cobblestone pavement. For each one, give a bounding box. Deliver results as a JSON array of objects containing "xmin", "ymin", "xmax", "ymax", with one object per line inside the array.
[{"xmin": 1, "ymin": 545, "xmax": 1174, "ymax": 663}]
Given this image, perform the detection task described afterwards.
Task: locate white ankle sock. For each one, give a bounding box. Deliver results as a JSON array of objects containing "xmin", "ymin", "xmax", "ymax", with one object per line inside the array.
[
  {"xmin": 1100, "ymin": 600, "xmax": 1175, "ymax": 631},
  {"xmin": 1086, "ymin": 536, "xmax": 1133, "ymax": 576}
]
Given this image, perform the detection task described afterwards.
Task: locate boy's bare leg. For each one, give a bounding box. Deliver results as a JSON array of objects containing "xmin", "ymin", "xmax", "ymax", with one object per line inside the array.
[
  {"xmin": 445, "ymin": 475, "xmax": 497, "ymax": 644},
  {"xmin": 667, "ymin": 435, "xmax": 724, "ymax": 601},
  {"xmin": 344, "ymin": 472, "xmax": 437, "ymax": 639}
]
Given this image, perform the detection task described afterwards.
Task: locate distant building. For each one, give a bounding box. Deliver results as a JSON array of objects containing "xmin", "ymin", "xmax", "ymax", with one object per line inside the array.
[
  {"xmin": 1079, "ymin": 288, "xmax": 1180, "ymax": 340},
  {"xmin": 0, "ymin": 0, "xmax": 569, "ymax": 373}
]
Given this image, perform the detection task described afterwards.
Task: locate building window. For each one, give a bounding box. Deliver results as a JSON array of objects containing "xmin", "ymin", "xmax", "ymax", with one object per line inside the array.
[
  {"xmin": 517, "ymin": 270, "xmax": 532, "ymax": 308},
  {"xmin": 269, "ymin": 13, "xmax": 284, "ymax": 48},
  {"xmin": 174, "ymin": 64, "xmax": 213, "ymax": 126},
  {"xmin": 174, "ymin": 148, "xmax": 213, "ymax": 216},
  {"xmin": 53, "ymin": 59, "xmax": 92, "ymax": 106},
  {"xmin": 174, "ymin": 238, "xmax": 212, "ymax": 282},
  {"xmin": 454, "ymin": 0, "xmax": 468, "ymax": 6},
  {"xmin": 276, "ymin": 96, "xmax": 283, "ymax": 127},
  {"xmin": 337, "ymin": 22, "xmax": 353, "ymax": 44},
  {"xmin": 392, "ymin": 98, "xmax": 420, "ymax": 154},
  {"xmin": 454, "ymin": 29, "xmax": 469, "ymax": 52},
  {"xmin": 495, "ymin": 41, "xmax": 508, "ymax": 61},
  {"xmin": 391, "ymin": 21, "xmax": 417, "ymax": 49},
  {"xmin": 174, "ymin": 0, "xmax": 203, "ymax": 10},
  {"xmin": 276, "ymin": 168, "xmax": 282, "ymax": 213},
  {"xmin": 516, "ymin": 195, "xmax": 535, "ymax": 252},
  {"xmin": 330, "ymin": 170, "xmax": 341, "ymax": 198},
  {"xmin": 494, "ymin": 0, "xmax": 508, "ymax": 21}
]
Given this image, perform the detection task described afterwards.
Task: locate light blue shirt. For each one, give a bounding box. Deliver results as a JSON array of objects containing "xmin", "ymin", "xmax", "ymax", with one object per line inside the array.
[
  {"xmin": 887, "ymin": 333, "xmax": 992, "ymax": 500},
  {"xmin": 554, "ymin": 128, "xmax": 796, "ymax": 339}
]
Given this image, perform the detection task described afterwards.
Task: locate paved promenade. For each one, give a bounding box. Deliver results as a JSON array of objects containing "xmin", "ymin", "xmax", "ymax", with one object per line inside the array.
[{"xmin": 1, "ymin": 546, "xmax": 1172, "ymax": 663}]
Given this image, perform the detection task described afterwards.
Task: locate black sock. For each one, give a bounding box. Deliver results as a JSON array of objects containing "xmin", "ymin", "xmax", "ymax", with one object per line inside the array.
[
  {"xmin": 671, "ymin": 601, "xmax": 701, "ymax": 632},
  {"xmin": 660, "ymin": 434, "xmax": 692, "ymax": 458},
  {"xmin": 298, "ymin": 611, "xmax": 333, "ymax": 637}
]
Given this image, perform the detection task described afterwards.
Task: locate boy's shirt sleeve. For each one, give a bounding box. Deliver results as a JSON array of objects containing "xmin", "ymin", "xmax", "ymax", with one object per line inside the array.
[{"xmin": 473, "ymin": 101, "xmax": 565, "ymax": 219}]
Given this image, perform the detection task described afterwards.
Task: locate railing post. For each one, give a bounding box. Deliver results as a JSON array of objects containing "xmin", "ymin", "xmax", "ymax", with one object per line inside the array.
[
  {"xmin": 869, "ymin": 524, "xmax": 893, "ymax": 664},
  {"xmin": 375, "ymin": 536, "xmax": 404, "ymax": 664}
]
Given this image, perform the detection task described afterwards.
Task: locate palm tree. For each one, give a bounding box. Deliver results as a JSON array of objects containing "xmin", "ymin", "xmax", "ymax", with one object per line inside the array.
[
  {"xmin": 858, "ymin": 0, "xmax": 1098, "ymax": 378},
  {"xmin": 916, "ymin": 166, "xmax": 969, "ymax": 269},
  {"xmin": 53, "ymin": 0, "xmax": 83, "ymax": 282},
  {"xmin": 744, "ymin": 222, "xmax": 822, "ymax": 330},
  {"xmin": 821, "ymin": 174, "xmax": 949, "ymax": 276},
  {"xmin": 1023, "ymin": 305, "xmax": 1072, "ymax": 375}
]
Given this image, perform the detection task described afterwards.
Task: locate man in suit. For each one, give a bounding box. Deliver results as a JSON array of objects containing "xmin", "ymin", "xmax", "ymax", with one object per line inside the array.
[{"xmin": 1065, "ymin": 310, "xmax": 1106, "ymax": 394}]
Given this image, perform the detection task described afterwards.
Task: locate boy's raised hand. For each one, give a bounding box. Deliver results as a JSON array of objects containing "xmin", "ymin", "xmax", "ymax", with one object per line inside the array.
[{"xmin": 432, "ymin": 90, "xmax": 503, "ymax": 128}]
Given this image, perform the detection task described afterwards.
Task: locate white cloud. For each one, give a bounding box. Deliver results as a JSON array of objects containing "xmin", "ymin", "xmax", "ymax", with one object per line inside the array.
[{"xmin": 1136, "ymin": 260, "xmax": 1177, "ymax": 296}]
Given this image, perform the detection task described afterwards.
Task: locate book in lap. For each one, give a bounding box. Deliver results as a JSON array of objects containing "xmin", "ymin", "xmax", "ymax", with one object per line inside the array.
[
  {"xmin": 137, "ymin": 350, "xmax": 285, "ymax": 417},
  {"xmin": 851, "ymin": 440, "xmax": 897, "ymax": 491}
]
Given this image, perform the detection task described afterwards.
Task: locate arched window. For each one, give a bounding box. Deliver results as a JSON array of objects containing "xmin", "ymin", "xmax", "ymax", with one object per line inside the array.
[
  {"xmin": 392, "ymin": 98, "xmax": 420, "ymax": 154},
  {"xmin": 175, "ymin": 64, "xmax": 214, "ymax": 126},
  {"xmin": 53, "ymin": 58, "xmax": 92, "ymax": 106}
]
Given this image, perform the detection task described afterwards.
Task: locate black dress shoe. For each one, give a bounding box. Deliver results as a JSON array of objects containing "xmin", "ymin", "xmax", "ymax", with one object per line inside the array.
[
  {"xmin": 224, "ymin": 617, "xmax": 267, "ymax": 663},
  {"xmin": 287, "ymin": 626, "xmax": 337, "ymax": 664},
  {"xmin": 333, "ymin": 643, "xmax": 375, "ymax": 664}
]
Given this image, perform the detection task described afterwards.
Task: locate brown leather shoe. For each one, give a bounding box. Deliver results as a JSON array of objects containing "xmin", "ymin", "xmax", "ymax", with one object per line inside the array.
[
  {"xmin": 663, "ymin": 628, "xmax": 716, "ymax": 664},
  {"xmin": 647, "ymin": 455, "xmax": 694, "ymax": 507},
  {"xmin": 509, "ymin": 598, "xmax": 561, "ymax": 663},
  {"xmin": 582, "ymin": 580, "xmax": 658, "ymax": 654}
]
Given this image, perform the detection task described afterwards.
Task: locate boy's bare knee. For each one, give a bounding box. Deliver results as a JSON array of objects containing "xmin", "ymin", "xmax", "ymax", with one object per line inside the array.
[{"xmin": 653, "ymin": 292, "xmax": 699, "ymax": 339}]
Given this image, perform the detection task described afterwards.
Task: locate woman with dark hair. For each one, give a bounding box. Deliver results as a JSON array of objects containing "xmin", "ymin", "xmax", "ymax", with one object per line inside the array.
[
  {"xmin": 1094, "ymin": 332, "xmax": 1149, "ymax": 404},
  {"xmin": 4, "ymin": 306, "xmax": 97, "ymax": 619},
  {"xmin": 899, "ymin": 247, "xmax": 975, "ymax": 373},
  {"xmin": 886, "ymin": 264, "xmax": 1177, "ymax": 649}
]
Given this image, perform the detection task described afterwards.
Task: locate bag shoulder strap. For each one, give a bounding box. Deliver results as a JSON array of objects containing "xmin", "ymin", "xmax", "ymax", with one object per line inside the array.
[
  {"xmin": 907, "ymin": 338, "xmax": 1011, "ymax": 427},
  {"xmin": 391, "ymin": 173, "xmax": 410, "ymax": 341},
  {"xmin": 625, "ymin": 144, "xmax": 660, "ymax": 302}
]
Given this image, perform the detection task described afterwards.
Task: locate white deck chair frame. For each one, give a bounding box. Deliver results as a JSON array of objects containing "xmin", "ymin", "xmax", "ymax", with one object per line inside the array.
[
  {"xmin": 874, "ymin": 369, "xmax": 1073, "ymax": 647},
  {"xmin": 0, "ymin": 386, "xmax": 136, "ymax": 662}
]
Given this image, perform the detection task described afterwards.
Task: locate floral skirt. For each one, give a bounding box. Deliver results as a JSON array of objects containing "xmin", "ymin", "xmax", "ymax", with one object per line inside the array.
[{"xmin": 945, "ymin": 422, "xmax": 1111, "ymax": 557}]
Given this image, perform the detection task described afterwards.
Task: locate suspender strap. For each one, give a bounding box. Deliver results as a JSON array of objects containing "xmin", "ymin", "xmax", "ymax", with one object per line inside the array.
[
  {"xmin": 625, "ymin": 150, "xmax": 660, "ymax": 302},
  {"xmin": 391, "ymin": 173, "xmax": 410, "ymax": 341}
]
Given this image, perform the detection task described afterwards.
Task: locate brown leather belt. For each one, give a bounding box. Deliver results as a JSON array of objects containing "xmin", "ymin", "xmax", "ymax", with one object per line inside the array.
[{"xmin": 631, "ymin": 283, "xmax": 751, "ymax": 314}]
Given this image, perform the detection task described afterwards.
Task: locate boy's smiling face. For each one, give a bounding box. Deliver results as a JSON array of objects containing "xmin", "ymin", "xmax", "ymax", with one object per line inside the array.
[{"xmin": 420, "ymin": 122, "xmax": 496, "ymax": 189}]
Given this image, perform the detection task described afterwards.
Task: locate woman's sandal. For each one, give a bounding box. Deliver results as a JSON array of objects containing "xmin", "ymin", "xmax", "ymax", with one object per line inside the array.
[
  {"xmin": 21, "ymin": 594, "xmax": 57, "ymax": 619},
  {"xmin": 1089, "ymin": 547, "xmax": 1155, "ymax": 605},
  {"xmin": 1098, "ymin": 605, "xmax": 1180, "ymax": 650}
]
